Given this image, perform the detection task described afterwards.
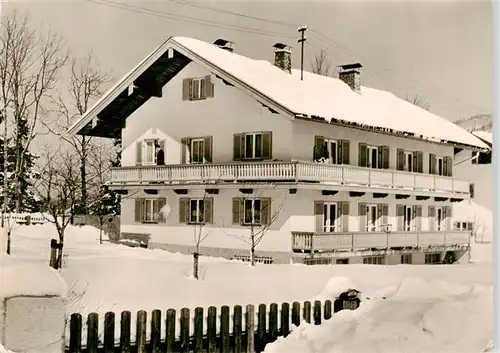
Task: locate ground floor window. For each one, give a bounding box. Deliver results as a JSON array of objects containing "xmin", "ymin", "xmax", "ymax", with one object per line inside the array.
[
  {"xmin": 336, "ymin": 258, "xmax": 349, "ymax": 264},
  {"xmin": 135, "ymin": 198, "xmax": 166, "ymax": 223},
  {"xmin": 401, "ymin": 254, "xmax": 412, "ymax": 264},
  {"xmin": 244, "ymin": 198, "xmax": 262, "ymax": 225},
  {"xmin": 454, "ymin": 221, "xmax": 473, "ymax": 231},
  {"xmin": 363, "ymin": 256, "xmax": 385, "ymax": 265},
  {"xmin": 189, "ymin": 199, "xmax": 205, "ymax": 224},
  {"xmin": 179, "ymin": 197, "xmax": 213, "ymax": 224},
  {"xmin": 425, "ymin": 253, "xmax": 441, "ymax": 264}
]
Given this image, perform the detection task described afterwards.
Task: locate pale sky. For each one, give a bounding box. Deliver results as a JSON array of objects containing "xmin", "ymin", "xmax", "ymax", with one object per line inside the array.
[{"xmin": 7, "ymin": 0, "xmax": 493, "ymax": 128}]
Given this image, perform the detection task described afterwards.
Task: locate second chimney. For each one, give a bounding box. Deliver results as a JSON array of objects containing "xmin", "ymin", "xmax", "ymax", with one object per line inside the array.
[
  {"xmin": 338, "ymin": 63, "xmax": 363, "ymax": 94},
  {"xmin": 273, "ymin": 43, "xmax": 292, "ymax": 74},
  {"xmin": 213, "ymin": 38, "xmax": 234, "ymax": 52}
]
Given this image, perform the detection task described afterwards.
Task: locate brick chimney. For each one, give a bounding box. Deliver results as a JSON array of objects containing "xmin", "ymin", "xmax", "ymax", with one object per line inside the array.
[
  {"xmin": 339, "ymin": 63, "xmax": 363, "ymax": 94},
  {"xmin": 273, "ymin": 43, "xmax": 292, "ymax": 74},
  {"xmin": 213, "ymin": 38, "xmax": 234, "ymax": 52}
]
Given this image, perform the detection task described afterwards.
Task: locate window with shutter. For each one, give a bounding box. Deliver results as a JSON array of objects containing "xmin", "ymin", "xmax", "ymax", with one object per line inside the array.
[
  {"xmin": 243, "ymin": 198, "xmax": 263, "ymax": 225},
  {"xmin": 183, "ymin": 76, "xmax": 214, "ymax": 101},
  {"xmin": 241, "ymin": 131, "xmax": 272, "ymax": 160},
  {"xmin": 181, "ymin": 136, "xmax": 213, "ymax": 164},
  {"xmin": 141, "ymin": 198, "xmax": 164, "ymax": 223}
]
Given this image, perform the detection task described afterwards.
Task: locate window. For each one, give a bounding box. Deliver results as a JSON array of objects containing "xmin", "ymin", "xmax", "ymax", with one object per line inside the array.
[
  {"xmin": 435, "ymin": 207, "xmax": 444, "ymax": 231},
  {"xmin": 144, "ymin": 140, "xmax": 157, "ymax": 164},
  {"xmin": 244, "ymin": 198, "xmax": 262, "ymax": 225},
  {"xmin": 404, "ymin": 151, "xmax": 413, "ymax": 172},
  {"xmin": 403, "ymin": 206, "xmax": 413, "ymax": 231},
  {"xmin": 181, "ymin": 136, "xmax": 212, "ymax": 164},
  {"xmin": 436, "ymin": 157, "xmax": 444, "ymax": 176},
  {"xmin": 135, "ymin": 198, "xmax": 166, "ymax": 223},
  {"xmin": 190, "ymin": 138, "xmax": 205, "ymax": 164},
  {"xmin": 189, "ymin": 199, "xmax": 205, "ymax": 224},
  {"xmin": 366, "ymin": 204, "xmax": 378, "ymax": 232},
  {"xmin": 472, "ymin": 151, "xmax": 492, "ymax": 165},
  {"xmin": 367, "ymin": 146, "xmax": 378, "ymax": 169},
  {"xmin": 469, "ymin": 183, "xmax": 475, "ymax": 199},
  {"xmin": 191, "ymin": 78, "xmax": 204, "ymax": 100},
  {"xmin": 425, "ymin": 253, "xmax": 441, "ymax": 264},
  {"xmin": 323, "ymin": 202, "xmax": 337, "ymax": 232},
  {"xmin": 454, "ymin": 221, "xmax": 473, "ymax": 231},
  {"xmin": 182, "ymin": 76, "xmax": 214, "ymax": 101},
  {"xmin": 363, "ymin": 256, "xmax": 384, "ymax": 264},
  {"xmin": 324, "ymin": 139, "xmax": 338, "ymax": 164},
  {"xmin": 245, "ymin": 133, "xmax": 263, "ymax": 159},
  {"xmin": 179, "ymin": 197, "xmax": 213, "ymax": 224},
  {"xmin": 401, "ymin": 254, "xmax": 412, "ymax": 264},
  {"xmin": 336, "ymin": 258, "xmax": 349, "ymax": 264}
]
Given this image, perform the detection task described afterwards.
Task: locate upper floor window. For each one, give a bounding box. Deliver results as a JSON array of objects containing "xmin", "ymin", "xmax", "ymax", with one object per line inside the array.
[
  {"xmin": 182, "ymin": 75, "xmax": 214, "ymax": 101},
  {"xmin": 428, "ymin": 205, "xmax": 451, "ymax": 231},
  {"xmin": 358, "ymin": 143, "xmax": 389, "ymax": 169},
  {"xmin": 396, "ymin": 149, "xmax": 423, "ymax": 173},
  {"xmin": 358, "ymin": 203, "xmax": 388, "ymax": 232},
  {"xmin": 135, "ymin": 139, "xmax": 165, "ymax": 166},
  {"xmin": 233, "ymin": 131, "xmax": 273, "ymax": 161},
  {"xmin": 181, "ymin": 136, "xmax": 213, "ymax": 164},
  {"xmin": 396, "ymin": 204, "xmax": 422, "ymax": 231},
  {"xmin": 429, "ymin": 154, "xmax": 452, "ymax": 176},
  {"xmin": 313, "ymin": 136, "xmax": 350, "ymax": 164},
  {"xmin": 314, "ymin": 201, "xmax": 349, "ymax": 233}
]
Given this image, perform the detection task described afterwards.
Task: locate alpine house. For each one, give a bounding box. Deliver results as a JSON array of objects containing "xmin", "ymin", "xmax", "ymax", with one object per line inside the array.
[{"xmin": 68, "ymin": 36, "xmax": 489, "ymax": 265}]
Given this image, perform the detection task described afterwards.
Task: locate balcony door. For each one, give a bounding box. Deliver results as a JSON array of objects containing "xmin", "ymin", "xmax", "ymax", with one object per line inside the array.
[
  {"xmin": 436, "ymin": 157, "xmax": 444, "ymax": 176},
  {"xmin": 367, "ymin": 146, "xmax": 378, "ymax": 169},
  {"xmin": 324, "ymin": 139, "xmax": 338, "ymax": 164},
  {"xmin": 323, "ymin": 202, "xmax": 337, "ymax": 232},
  {"xmin": 435, "ymin": 207, "xmax": 444, "ymax": 231},
  {"xmin": 366, "ymin": 204, "xmax": 378, "ymax": 232},
  {"xmin": 404, "ymin": 151, "xmax": 413, "ymax": 172},
  {"xmin": 403, "ymin": 206, "xmax": 413, "ymax": 231}
]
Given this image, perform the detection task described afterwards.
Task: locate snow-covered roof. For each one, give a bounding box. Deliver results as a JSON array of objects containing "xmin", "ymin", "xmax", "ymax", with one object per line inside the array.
[
  {"xmin": 69, "ymin": 36, "xmax": 489, "ymax": 150},
  {"xmin": 472, "ymin": 131, "xmax": 492, "ymax": 146}
]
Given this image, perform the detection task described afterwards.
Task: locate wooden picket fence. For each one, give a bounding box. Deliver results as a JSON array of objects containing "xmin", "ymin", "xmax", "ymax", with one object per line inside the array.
[{"xmin": 65, "ymin": 293, "xmax": 361, "ymax": 353}]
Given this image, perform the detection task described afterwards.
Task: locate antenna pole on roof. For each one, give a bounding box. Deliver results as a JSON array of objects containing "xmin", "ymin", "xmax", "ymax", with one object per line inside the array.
[{"xmin": 297, "ymin": 25, "xmax": 307, "ymax": 81}]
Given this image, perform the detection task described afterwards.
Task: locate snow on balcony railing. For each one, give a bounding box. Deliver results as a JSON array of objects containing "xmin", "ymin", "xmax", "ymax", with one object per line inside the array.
[
  {"xmin": 109, "ymin": 161, "xmax": 470, "ymax": 194},
  {"xmin": 292, "ymin": 230, "xmax": 471, "ymax": 252}
]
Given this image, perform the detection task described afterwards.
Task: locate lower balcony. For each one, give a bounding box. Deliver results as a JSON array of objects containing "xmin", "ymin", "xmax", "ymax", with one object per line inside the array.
[
  {"xmin": 292, "ymin": 231, "xmax": 471, "ymax": 252},
  {"xmin": 110, "ymin": 161, "xmax": 470, "ymax": 195}
]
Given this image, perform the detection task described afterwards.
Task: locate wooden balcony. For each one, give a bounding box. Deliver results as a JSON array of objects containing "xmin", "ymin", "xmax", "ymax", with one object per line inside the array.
[
  {"xmin": 292, "ymin": 231, "xmax": 471, "ymax": 252},
  {"xmin": 109, "ymin": 161, "xmax": 470, "ymax": 195}
]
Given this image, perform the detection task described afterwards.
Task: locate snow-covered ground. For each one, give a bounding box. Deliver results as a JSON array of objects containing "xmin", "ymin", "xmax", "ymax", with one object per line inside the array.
[{"xmin": 1, "ymin": 223, "xmax": 494, "ymax": 352}]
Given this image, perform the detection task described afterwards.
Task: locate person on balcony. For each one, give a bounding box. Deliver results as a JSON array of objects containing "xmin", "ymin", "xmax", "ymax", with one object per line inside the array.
[{"xmin": 155, "ymin": 141, "xmax": 165, "ymax": 165}]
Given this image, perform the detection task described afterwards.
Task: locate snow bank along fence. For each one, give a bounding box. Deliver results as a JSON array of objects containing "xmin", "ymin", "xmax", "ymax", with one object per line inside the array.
[{"xmin": 65, "ymin": 290, "xmax": 361, "ymax": 353}]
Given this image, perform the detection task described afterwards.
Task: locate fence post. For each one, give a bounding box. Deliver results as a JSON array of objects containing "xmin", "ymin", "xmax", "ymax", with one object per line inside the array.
[
  {"xmin": 280, "ymin": 302, "xmax": 290, "ymax": 338},
  {"xmin": 303, "ymin": 301, "xmax": 311, "ymax": 324},
  {"xmin": 104, "ymin": 312, "xmax": 115, "ymax": 353},
  {"xmin": 87, "ymin": 313, "xmax": 99, "ymax": 353},
  {"xmin": 256, "ymin": 304, "xmax": 267, "ymax": 353},
  {"xmin": 268, "ymin": 303, "xmax": 278, "ymax": 343},
  {"xmin": 69, "ymin": 313, "xmax": 82, "ymax": 353},
  {"xmin": 194, "ymin": 307, "xmax": 204, "ymax": 353},
  {"xmin": 49, "ymin": 239, "xmax": 58, "ymax": 269},
  {"xmin": 151, "ymin": 309, "xmax": 162, "ymax": 353},
  {"xmin": 233, "ymin": 305, "xmax": 243, "ymax": 353},
  {"xmin": 221, "ymin": 306, "xmax": 230, "ymax": 353},
  {"xmin": 313, "ymin": 301, "xmax": 322, "ymax": 325},
  {"xmin": 245, "ymin": 305, "xmax": 255, "ymax": 353},
  {"xmin": 136, "ymin": 310, "xmax": 147, "ymax": 353},
  {"xmin": 291, "ymin": 302, "xmax": 300, "ymax": 327},
  {"xmin": 207, "ymin": 306, "xmax": 217, "ymax": 353},
  {"xmin": 324, "ymin": 300, "xmax": 332, "ymax": 320},
  {"xmin": 165, "ymin": 309, "xmax": 176, "ymax": 353},
  {"xmin": 180, "ymin": 308, "xmax": 190, "ymax": 353},
  {"xmin": 120, "ymin": 311, "xmax": 131, "ymax": 353}
]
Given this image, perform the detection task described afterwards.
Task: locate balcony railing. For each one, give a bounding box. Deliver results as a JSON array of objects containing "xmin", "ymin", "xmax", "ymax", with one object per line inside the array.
[
  {"xmin": 292, "ymin": 231, "xmax": 471, "ymax": 252},
  {"xmin": 110, "ymin": 161, "xmax": 470, "ymax": 194}
]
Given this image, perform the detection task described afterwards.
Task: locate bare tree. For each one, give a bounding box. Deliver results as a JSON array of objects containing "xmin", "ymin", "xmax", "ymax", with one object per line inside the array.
[
  {"xmin": 0, "ymin": 10, "xmax": 67, "ymax": 215},
  {"xmin": 405, "ymin": 94, "xmax": 430, "ymax": 111},
  {"xmin": 36, "ymin": 146, "xmax": 80, "ymax": 268},
  {"xmin": 46, "ymin": 52, "xmax": 112, "ymax": 215},
  {"xmin": 190, "ymin": 189, "xmax": 214, "ymax": 280},
  {"xmin": 226, "ymin": 184, "xmax": 286, "ymax": 266},
  {"xmin": 312, "ymin": 49, "xmax": 334, "ymax": 77}
]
